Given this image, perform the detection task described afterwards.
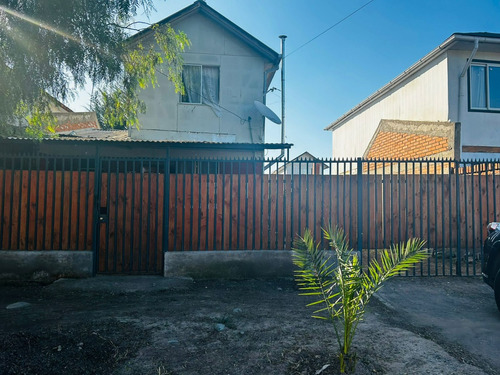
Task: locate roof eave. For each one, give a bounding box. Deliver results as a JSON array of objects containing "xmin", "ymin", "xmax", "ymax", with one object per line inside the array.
[{"xmin": 325, "ymin": 33, "xmax": 494, "ymax": 131}]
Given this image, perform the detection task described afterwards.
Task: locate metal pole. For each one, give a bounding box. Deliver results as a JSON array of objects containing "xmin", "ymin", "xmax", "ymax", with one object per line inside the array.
[{"xmin": 279, "ymin": 35, "xmax": 287, "ymax": 157}]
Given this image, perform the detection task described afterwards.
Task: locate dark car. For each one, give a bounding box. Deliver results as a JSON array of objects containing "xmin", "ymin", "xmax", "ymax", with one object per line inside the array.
[{"xmin": 483, "ymin": 222, "xmax": 500, "ymax": 311}]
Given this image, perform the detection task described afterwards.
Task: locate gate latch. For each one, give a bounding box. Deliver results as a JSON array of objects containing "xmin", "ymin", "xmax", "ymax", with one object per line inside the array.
[{"xmin": 99, "ymin": 207, "xmax": 108, "ymax": 223}]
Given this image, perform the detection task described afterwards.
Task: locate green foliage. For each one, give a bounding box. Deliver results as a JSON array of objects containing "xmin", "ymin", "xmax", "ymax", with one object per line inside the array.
[
  {"xmin": 0, "ymin": 0, "xmax": 188, "ymax": 136},
  {"xmin": 292, "ymin": 226, "xmax": 429, "ymax": 373},
  {"xmin": 15, "ymin": 98, "xmax": 57, "ymax": 138},
  {"xmin": 92, "ymin": 24, "xmax": 189, "ymax": 129}
]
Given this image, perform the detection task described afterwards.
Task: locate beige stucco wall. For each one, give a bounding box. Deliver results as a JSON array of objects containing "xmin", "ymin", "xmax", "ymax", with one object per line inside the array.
[
  {"xmin": 331, "ymin": 53, "xmax": 450, "ymax": 159},
  {"xmin": 131, "ymin": 12, "xmax": 272, "ymax": 145}
]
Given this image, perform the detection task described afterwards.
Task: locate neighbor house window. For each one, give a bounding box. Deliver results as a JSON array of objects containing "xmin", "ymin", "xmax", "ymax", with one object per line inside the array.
[
  {"xmin": 470, "ymin": 62, "xmax": 500, "ymax": 111},
  {"xmin": 181, "ymin": 65, "xmax": 220, "ymax": 105}
]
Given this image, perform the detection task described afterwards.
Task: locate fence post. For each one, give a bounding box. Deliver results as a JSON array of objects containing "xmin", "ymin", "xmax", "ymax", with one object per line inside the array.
[
  {"xmin": 357, "ymin": 158, "xmax": 363, "ymax": 257},
  {"xmin": 91, "ymin": 153, "xmax": 101, "ymax": 276},
  {"xmin": 163, "ymin": 152, "xmax": 171, "ymax": 255},
  {"xmin": 455, "ymin": 160, "xmax": 462, "ymax": 276}
]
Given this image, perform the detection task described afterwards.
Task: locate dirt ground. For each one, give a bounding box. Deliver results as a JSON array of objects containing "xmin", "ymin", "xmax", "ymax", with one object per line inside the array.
[{"xmin": 1, "ymin": 276, "xmax": 499, "ymax": 375}]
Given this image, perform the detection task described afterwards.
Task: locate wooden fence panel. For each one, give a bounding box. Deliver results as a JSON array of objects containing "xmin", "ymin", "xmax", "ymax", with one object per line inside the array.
[{"xmin": 0, "ymin": 170, "xmax": 94, "ymax": 251}]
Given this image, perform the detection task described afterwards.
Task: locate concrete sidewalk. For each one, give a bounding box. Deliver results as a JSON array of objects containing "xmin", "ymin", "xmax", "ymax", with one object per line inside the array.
[{"xmin": 375, "ymin": 277, "xmax": 500, "ymax": 372}]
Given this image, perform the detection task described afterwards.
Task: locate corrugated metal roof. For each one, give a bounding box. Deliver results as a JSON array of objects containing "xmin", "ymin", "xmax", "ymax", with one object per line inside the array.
[
  {"xmin": 2, "ymin": 135, "xmax": 292, "ymax": 149},
  {"xmin": 57, "ymin": 129, "xmax": 129, "ymax": 140}
]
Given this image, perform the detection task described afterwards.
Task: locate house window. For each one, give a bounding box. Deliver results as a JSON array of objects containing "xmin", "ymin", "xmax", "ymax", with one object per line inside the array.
[
  {"xmin": 470, "ymin": 62, "xmax": 500, "ymax": 111},
  {"xmin": 181, "ymin": 65, "xmax": 220, "ymax": 105}
]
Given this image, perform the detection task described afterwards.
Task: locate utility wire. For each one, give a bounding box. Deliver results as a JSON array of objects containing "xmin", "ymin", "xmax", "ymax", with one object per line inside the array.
[{"xmin": 286, "ymin": 0, "xmax": 377, "ymax": 58}]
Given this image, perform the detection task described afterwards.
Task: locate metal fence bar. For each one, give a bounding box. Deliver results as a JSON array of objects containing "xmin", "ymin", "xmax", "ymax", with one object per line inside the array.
[
  {"xmin": 181, "ymin": 160, "xmax": 187, "ymax": 251},
  {"xmin": 455, "ymin": 161, "xmax": 461, "ymax": 276},
  {"xmin": 75, "ymin": 158, "xmax": 82, "ymax": 250},
  {"xmin": 357, "ymin": 158, "xmax": 363, "ymax": 256},
  {"xmin": 0, "ymin": 155, "xmax": 5, "ymax": 249},
  {"xmin": 426, "ymin": 161, "xmax": 431, "ymax": 275},
  {"xmin": 253, "ymin": 159, "xmax": 257, "ymax": 250},
  {"xmin": 155, "ymin": 160, "xmax": 160, "ymax": 267},
  {"xmin": 173, "ymin": 161, "xmax": 179, "ymax": 250},
  {"xmin": 25, "ymin": 157, "xmax": 32, "ymax": 250},
  {"xmin": 129, "ymin": 161, "xmax": 136, "ymax": 270},
  {"xmin": 122, "ymin": 161, "xmax": 128, "ymax": 268},
  {"xmin": 246, "ymin": 161, "xmax": 250, "ymax": 249},
  {"xmin": 113, "ymin": 161, "xmax": 120, "ymax": 272},
  {"xmin": 441, "ymin": 160, "xmax": 445, "ymax": 276},
  {"xmin": 199, "ymin": 160, "xmax": 204, "ymax": 250},
  {"xmin": 146, "ymin": 160, "xmax": 152, "ymax": 271},
  {"xmin": 163, "ymin": 157, "xmax": 170, "ymax": 255},
  {"xmin": 463, "ymin": 161, "xmax": 469, "ymax": 276}
]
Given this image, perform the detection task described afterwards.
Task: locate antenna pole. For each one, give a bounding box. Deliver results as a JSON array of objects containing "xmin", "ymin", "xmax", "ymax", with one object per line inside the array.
[{"xmin": 279, "ymin": 35, "xmax": 287, "ymax": 158}]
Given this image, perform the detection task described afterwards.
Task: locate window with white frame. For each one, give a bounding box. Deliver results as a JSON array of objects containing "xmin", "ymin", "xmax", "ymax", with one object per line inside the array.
[
  {"xmin": 181, "ymin": 65, "xmax": 220, "ymax": 105},
  {"xmin": 469, "ymin": 62, "xmax": 500, "ymax": 111}
]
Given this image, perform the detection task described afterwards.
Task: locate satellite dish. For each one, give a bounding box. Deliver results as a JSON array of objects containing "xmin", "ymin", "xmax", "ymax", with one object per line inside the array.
[{"xmin": 254, "ymin": 100, "xmax": 281, "ymax": 124}]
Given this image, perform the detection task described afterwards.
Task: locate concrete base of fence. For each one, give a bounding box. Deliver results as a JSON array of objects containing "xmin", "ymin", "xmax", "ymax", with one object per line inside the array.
[
  {"xmin": 0, "ymin": 251, "xmax": 93, "ymax": 282},
  {"xmin": 164, "ymin": 250, "xmax": 295, "ymax": 279}
]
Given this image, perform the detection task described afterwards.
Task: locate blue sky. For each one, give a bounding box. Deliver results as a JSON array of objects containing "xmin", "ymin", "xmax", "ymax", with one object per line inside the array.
[{"xmin": 70, "ymin": 0, "xmax": 500, "ymax": 159}]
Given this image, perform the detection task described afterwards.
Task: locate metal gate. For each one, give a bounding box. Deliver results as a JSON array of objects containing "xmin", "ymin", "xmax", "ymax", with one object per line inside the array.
[{"xmin": 95, "ymin": 158, "xmax": 167, "ymax": 274}]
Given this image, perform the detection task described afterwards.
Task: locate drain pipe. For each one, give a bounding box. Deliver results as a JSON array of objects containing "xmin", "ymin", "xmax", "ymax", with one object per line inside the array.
[
  {"xmin": 457, "ymin": 38, "xmax": 479, "ymax": 123},
  {"xmin": 279, "ymin": 35, "xmax": 287, "ymax": 159}
]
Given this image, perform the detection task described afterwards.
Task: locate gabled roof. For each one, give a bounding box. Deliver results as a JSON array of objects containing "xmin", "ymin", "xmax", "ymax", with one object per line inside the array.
[
  {"xmin": 290, "ymin": 151, "xmax": 322, "ymax": 161},
  {"xmin": 129, "ymin": 0, "xmax": 280, "ymax": 66},
  {"xmin": 326, "ymin": 32, "xmax": 500, "ymax": 131},
  {"xmin": 276, "ymin": 151, "xmax": 329, "ymax": 174}
]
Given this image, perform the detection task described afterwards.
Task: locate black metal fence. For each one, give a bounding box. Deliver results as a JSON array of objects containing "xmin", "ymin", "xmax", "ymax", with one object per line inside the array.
[{"xmin": 1, "ymin": 154, "xmax": 499, "ymax": 276}]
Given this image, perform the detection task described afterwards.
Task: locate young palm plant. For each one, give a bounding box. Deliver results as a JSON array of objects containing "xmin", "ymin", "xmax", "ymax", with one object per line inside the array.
[{"xmin": 292, "ymin": 226, "xmax": 429, "ymax": 373}]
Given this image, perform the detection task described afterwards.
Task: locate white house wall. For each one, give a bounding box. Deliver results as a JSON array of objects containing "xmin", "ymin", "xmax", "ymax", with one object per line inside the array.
[
  {"xmin": 448, "ymin": 49, "xmax": 500, "ymax": 159},
  {"xmin": 331, "ymin": 53, "xmax": 449, "ymax": 159},
  {"xmin": 131, "ymin": 12, "xmax": 269, "ymax": 144}
]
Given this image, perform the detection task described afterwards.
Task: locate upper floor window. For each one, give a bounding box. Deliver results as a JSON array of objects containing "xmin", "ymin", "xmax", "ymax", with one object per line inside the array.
[
  {"xmin": 181, "ymin": 65, "xmax": 220, "ymax": 105},
  {"xmin": 470, "ymin": 62, "xmax": 500, "ymax": 111}
]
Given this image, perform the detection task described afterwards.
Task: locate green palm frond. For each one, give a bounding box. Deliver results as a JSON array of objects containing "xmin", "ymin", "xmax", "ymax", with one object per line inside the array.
[
  {"xmin": 292, "ymin": 226, "xmax": 430, "ymax": 374},
  {"xmin": 361, "ymin": 239, "xmax": 428, "ymax": 303},
  {"xmin": 292, "ymin": 230, "xmax": 337, "ymax": 315}
]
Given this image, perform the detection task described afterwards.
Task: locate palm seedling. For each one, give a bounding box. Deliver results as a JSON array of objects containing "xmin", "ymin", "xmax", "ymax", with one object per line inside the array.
[{"xmin": 292, "ymin": 226, "xmax": 429, "ymax": 373}]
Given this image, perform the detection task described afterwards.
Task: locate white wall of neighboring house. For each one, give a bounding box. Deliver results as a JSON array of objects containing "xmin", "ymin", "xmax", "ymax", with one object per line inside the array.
[
  {"xmin": 331, "ymin": 53, "xmax": 449, "ymax": 159},
  {"xmin": 130, "ymin": 12, "xmax": 272, "ymax": 144},
  {"xmin": 448, "ymin": 49, "xmax": 500, "ymax": 160}
]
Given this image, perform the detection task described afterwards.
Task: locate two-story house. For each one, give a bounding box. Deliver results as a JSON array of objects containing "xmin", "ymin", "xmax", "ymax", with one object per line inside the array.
[
  {"xmin": 128, "ymin": 0, "xmax": 286, "ymax": 159},
  {"xmin": 326, "ymin": 33, "xmax": 500, "ymax": 161}
]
